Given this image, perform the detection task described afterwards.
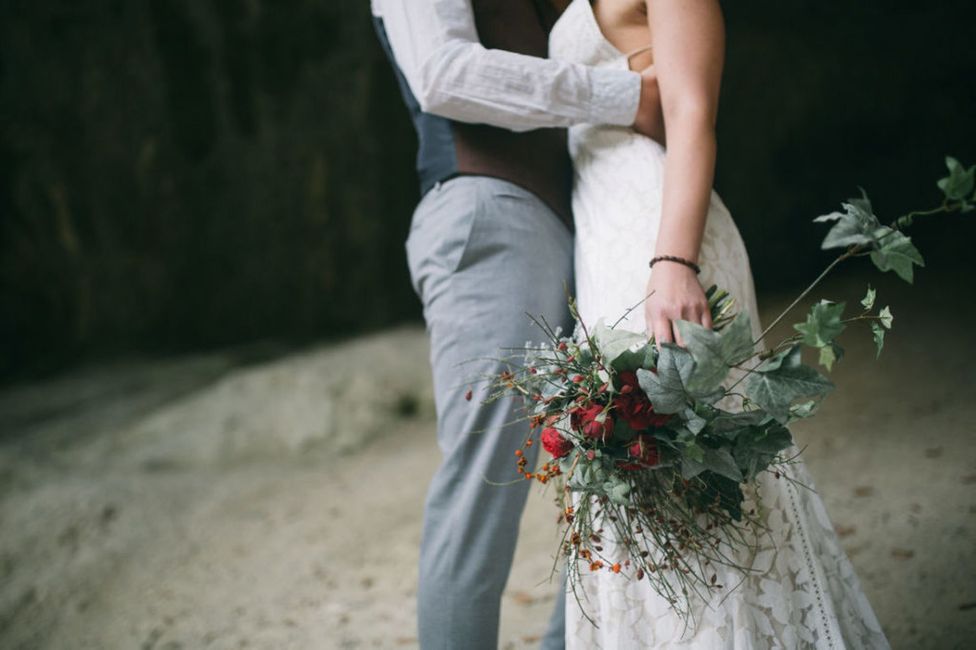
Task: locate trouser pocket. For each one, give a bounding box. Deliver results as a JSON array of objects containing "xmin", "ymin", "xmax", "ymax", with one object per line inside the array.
[{"xmin": 405, "ymin": 178, "xmax": 484, "ymax": 303}]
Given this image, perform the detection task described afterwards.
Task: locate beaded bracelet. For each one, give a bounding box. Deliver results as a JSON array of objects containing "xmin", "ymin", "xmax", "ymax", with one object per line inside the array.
[{"xmin": 648, "ymin": 255, "xmax": 701, "ymax": 275}]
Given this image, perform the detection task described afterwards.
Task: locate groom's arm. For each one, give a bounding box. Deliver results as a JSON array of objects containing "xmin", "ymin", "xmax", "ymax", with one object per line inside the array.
[{"xmin": 372, "ymin": 0, "xmax": 642, "ymax": 132}]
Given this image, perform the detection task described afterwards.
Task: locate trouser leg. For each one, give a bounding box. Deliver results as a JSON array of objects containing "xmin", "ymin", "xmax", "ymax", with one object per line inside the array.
[{"xmin": 406, "ymin": 177, "xmax": 574, "ymax": 650}]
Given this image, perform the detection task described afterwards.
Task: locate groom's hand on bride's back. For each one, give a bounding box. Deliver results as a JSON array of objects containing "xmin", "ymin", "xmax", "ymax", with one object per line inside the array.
[{"xmin": 633, "ymin": 65, "xmax": 666, "ymax": 145}]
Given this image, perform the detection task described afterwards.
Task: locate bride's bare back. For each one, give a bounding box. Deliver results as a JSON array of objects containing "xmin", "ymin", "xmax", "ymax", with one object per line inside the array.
[{"xmin": 589, "ymin": 0, "xmax": 654, "ymax": 71}]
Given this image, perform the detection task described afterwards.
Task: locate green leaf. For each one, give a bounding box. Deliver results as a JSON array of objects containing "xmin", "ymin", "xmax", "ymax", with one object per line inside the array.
[
  {"xmin": 591, "ymin": 320, "xmax": 648, "ymax": 367},
  {"xmin": 869, "ymin": 229, "xmax": 925, "ymax": 283},
  {"xmin": 708, "ymin": 410, "xmax": 769, "ymax": 440},
  {"xmin": 681, "ymin": 407, "xmax": 708, "ymax": 435},
  {"xmin": 878, "ymin": 305, "xmax": 893, "ymax": 329},
  {"xmin": 871, "ymin": 321, "xmax": 886, "ymax": 359},
  {"xmin": 681, "ymin": 453, "xmax": 707, "ymax": 480},
  {"xmin": 610, "ymin": 342, "xmax": 654, "ymax": 373},
  {"xmin": 813, "ymin": 189, "xmax": 881, "ymax": 250},
  {"xmin": 744, "ymin": 345, "xmax": 835, "ymax": 423},
  {"xmin": 937, "ymin": 156, "xmax": 976, "ymax": 201},
  {"xmin": 860, "ymin": 285, "xmax": 876, "ymax": 310},
  {"xmin": 604, "ymin": 475, "xmax": 632, "ymax": 505},
  {"xmin": 675, "ymin": 312, "xmax": 755, "ymax": 397},
  {"xmin": 790, "ymin": 400, "xmax": 819, "ymax": 418},
  {"xmin": 818, "ymin": 344, "xmax": 837, "ymax": 371},
  {"xmin": 702, "ymin": 447, "xmax": 743, "ymax": 482},
  {"xmin": 794, "ymin": 300, "xmax": 846, "ymax": 348},
  {"xmin": 733, "ymin": 422, "xmax": 794, "ymax": 479},
  {"xmin": 637, "ymin": 343, "xmax": 695, "ymax": 414}
]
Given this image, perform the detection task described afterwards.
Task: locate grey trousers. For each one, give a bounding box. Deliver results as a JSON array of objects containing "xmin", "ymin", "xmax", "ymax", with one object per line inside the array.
[{"xmin": 405, "ymin": 176, "xmax": 574, "ymax": 649}]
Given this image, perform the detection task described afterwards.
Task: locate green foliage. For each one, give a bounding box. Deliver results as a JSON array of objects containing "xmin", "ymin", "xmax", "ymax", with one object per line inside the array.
[
  {"xmin": 636, "ymin": 343, "xmax": 695, "ymax": 414},
  {"xmin": 744, "ymin": 345, "xmax": 834, "ymax": 423},
  {"xmin": 878, "ymin": 305, "xmax": 894, "ymax": 329},
  {"xmin": 870, "ymin": 322, "xmax": 886, "ymax": 359},
  {"xmin": 732, "ymin": 422, "xmax": 794, "ymax": 479},
  {"xmin": 870, "ymin": 305, "xmax": 893, "ymax": 358},
  {"xmin": 813, "ymin": 189, "xmax": 926, "ymax": 283},
  {"xmin": 938, "ymin": 156, "xmax": 975, "ymax": 206},
  {"xmin": 818, "ymin": 343, "xmax": 843, "ymax": 371},
  {"xmin": 591, "ymin": 320, "xmax": 650, "ymax": 370},
  {"xmin": 860, "ymin": 285, "xmax": 876, "ymax": 310},
  {"xmin": 675, "ymin": 312, "xmax": 755, "ymax": 397},
  {"xmin": 869, "ymin": 229, "xmax": 925, "ymax": 283},
  {"xmin": 701, "ymin": 446, "xmax": 743, "ymax": 482},
  {"xmin": 813, "ymin": 190, "xmax": 879, "ymax": 249},
  {"xmin": 794, "ymin": 300, "xmax": 846, "ymax": 348}
]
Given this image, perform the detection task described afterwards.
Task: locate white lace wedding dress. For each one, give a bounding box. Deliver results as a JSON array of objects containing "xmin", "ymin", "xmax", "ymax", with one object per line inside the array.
[{"xmin": 549, "ymin": 1, "xmax": 891, "ymax": 647}]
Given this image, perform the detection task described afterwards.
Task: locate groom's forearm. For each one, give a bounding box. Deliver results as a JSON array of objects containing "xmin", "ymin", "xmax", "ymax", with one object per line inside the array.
[{"xmin": 374, "ymin": 0, "xmax": 640, "ymax": 132}]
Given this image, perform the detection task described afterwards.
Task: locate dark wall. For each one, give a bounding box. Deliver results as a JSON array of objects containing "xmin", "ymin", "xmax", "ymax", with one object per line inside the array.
[
  {"xmin": 1, "ymin": 0, "xmax": 973, "ymax": 379},
  {"xmin": 718, "ymin": 1, "xmax": 976, "ymax": 287}
]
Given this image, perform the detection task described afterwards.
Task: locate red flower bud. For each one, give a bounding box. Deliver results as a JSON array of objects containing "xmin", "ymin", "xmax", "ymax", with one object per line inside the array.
[
  {"xmin": 541, "ymin": 427, "xmax": 574, "ymax": 458},
  {"xmin": 620, "ymin": 435, "xmax": 660, "ymax": 470},
  {"xmin": 612, "ymin": 371, "xmax": 671, "ymax": 431},
  {"xmin": 571, "ymin": 404, "xmax": 614, "ymax": 442}
]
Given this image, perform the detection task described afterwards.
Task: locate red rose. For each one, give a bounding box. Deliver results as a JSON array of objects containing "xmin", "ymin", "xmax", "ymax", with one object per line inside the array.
[
  {"xmin": 620, "ymin": 434, "xmax": 660, "ymax": 470},
  {"xmin": 571, "ymin": 404, "xmax": 614, "ymax": 441},
  {"xmin": 541, "ymin": 427, "xmax": 573, "ymax": 458},
  {"xmin": 612, "ymin": 371, "xmax": 671, "ymax": 431}
]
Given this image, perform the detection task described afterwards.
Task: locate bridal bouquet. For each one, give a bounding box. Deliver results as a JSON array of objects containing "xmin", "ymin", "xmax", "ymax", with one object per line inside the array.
[{"xmin": 485, "ymin": 156, "xmax": 973, "ymax": 619}]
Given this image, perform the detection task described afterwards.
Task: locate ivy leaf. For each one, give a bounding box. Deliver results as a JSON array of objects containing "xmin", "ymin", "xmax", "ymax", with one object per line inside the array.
[
  {"xmin": 637, "ymin": 343, "xmax": 695, "ymax": 414},
  {"xmin": 744, "ymin": 345, "xmax": 835, "ymax": 423},
  {"xmin": 681, "ymin": 451, "xmax": 707, "ymax": 480},
  {"xmin": 733, "ymin": 422, "xmax": 794, "ymax": 479},
  {"xmin": 878, "ymin": 305, "xmax": 893, "ymax": 329},
  {"xmin": 871, "ymin": 321, "xmax": 886, "ymax": 358},
  {"xmin": 682, "ymin": 407, "xmax": 708, "ymax": 435},
  {"xmin": 604, "ymin": 475, "xmax": 632, "ymax": 505},
  {"xmin": 675, "ymin": 312, "xmax": 755, "ymax": 397},
  {"xmin": 813, "ymin": 189, "xmax": 881, "ymax": 250},
  {"xmin": 790, "ymin": 400, "xmax": 819, "ymax": 418},
  {"xmin": 818, "ymin": 342, "xmax": 844, "ymax": 371},
  {"xmin": 860, "ymin": 285, "xmax": 876, "ymax": 310},
  {"xmin": 610, "ymin": 342, "xmax": 654, "ymax": 372},
  {"xmin": 869, "ymin": 228, "xmax": 925, "ymax": 283},
  {"xmin": 591, "ymin": 320, "xmax": 648, "ymax": 368},
  {"xmin": 794, "ymin": 300, "xmax": 846, "ymax": 348},
  {"xmin": 937, "ymin": 156, "xmax": 976, "ymax": 201},
  {"xmin": 708, "ymin": 410, "xmax": 769, "ymax": 440},
  {"xmin": 702, "ymin": 447, "xmax": 744, "ymax": 482}
]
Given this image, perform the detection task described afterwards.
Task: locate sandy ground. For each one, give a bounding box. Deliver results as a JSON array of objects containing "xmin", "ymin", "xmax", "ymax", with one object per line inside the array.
[{"xmin": 1, "ymin": 270, "xmax": 974, "ymax": 649}]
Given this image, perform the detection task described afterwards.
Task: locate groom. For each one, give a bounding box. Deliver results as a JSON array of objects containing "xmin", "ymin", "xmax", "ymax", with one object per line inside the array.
[{"xmin": 371, "ymin": 1, "xmax": 663, "ymax": 647}]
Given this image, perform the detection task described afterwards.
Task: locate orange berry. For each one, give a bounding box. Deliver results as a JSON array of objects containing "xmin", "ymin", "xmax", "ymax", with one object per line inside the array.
[
  {"xmin": 515, "ymin": 449, "xmax": 523, "ymax": 457},
  {"xmin": 612, "ymin": 563, "xmax": 621, "ymax": 573}
]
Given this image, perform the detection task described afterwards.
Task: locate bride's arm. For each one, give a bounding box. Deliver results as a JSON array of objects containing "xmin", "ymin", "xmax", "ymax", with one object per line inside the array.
[{"xmin": 642, "ymin": 0, "xmax": 725, "ymax": 347}]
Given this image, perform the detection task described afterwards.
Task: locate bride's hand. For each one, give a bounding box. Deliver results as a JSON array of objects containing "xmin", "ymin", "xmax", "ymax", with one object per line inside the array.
[{"xmin": 644, "ymin": 262, "xmax": 712, "ymax": 350}]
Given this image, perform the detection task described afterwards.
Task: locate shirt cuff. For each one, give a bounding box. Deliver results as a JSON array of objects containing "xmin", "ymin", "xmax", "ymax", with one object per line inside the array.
[{"xmin": 588, "ymin": 68, "xmax": 641, "ymax": 126}]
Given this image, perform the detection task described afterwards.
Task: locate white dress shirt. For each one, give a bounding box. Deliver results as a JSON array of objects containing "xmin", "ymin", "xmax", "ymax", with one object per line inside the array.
[{"xmin": 371, "ymin": 0, "xmax": 641, "ymax": 132}]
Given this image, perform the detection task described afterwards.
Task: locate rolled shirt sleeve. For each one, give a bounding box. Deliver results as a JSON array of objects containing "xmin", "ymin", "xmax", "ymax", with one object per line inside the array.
[{"xmin": 371, "ymin": 0, "xmax": 641, "ymax": 132}]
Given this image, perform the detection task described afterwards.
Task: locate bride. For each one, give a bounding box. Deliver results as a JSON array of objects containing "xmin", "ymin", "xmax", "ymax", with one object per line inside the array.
[{"xmin": 550, "ymin": 0, "xmax": 891, "ymax": 647}]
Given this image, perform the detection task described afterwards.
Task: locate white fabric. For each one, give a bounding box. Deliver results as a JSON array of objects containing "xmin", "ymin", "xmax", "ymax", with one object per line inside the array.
[
  {"xmin": 370, "ymin": 0, "xmax": 641, "ymax": 131},
  {"xmin": 551, "ymin": 1, "xmax": 892, "ymax": 647}
]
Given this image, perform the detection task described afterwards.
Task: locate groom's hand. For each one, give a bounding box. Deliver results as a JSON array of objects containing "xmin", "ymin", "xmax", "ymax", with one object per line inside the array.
[{"xmin": 633, "ymin": 65, "xmax": 666, "ymax": 145}]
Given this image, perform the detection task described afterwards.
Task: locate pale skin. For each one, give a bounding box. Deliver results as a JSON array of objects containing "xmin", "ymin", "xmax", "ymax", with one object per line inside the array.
[{"xmin": 591, "ymin": 0, "xmax": 725, "ymax": 348}]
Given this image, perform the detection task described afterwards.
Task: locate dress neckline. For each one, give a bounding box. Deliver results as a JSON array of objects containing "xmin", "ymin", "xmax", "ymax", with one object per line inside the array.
[{"xmin": 581, "ymin": 0, "xmax": 653, "ymax": 65}]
